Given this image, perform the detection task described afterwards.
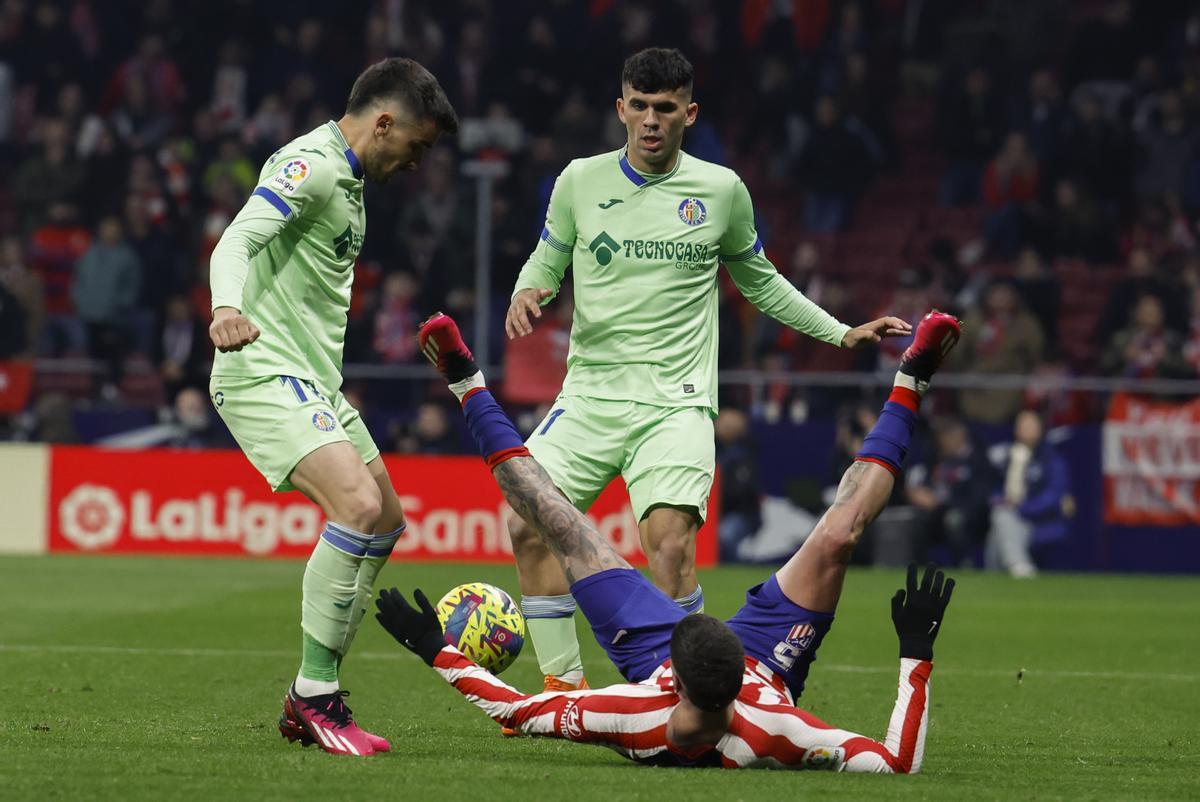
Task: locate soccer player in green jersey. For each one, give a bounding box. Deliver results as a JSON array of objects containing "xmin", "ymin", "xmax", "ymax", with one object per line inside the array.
[
  {"xmin": 207, "ymin": 58, "xmax": 457, "ymax": 756},
  {"xmin": 504, "ymin": 48, "xmax": 910, "ymax": 697}
]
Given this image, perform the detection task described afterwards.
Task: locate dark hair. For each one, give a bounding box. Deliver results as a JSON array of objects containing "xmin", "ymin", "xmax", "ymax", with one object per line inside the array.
[
  {"xmin": 670, "ymin": 615, "xmax": 744, "ymax": 712},
  {"xmin": 621, "ymin": 48, "xmax": 694, "ymax": 95},
  {"xmin": 346, "ymin": 58, "xmax": 459, "ymax": 134}
]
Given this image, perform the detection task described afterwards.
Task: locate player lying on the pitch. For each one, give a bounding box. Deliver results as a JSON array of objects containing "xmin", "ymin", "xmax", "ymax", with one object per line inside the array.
[{"xmin": 375, "ymin": 310, "xmax": 960, "ymax": 771}]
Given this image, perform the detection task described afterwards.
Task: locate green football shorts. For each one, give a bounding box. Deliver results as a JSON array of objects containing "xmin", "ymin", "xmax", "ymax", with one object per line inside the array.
[
  {"xmin": 209, "ymin": 374, "xmax": 380, "ymax": 492},
  {"xmin": 526, "ymin": 394, "xmax": 716, "ymax": 522}
]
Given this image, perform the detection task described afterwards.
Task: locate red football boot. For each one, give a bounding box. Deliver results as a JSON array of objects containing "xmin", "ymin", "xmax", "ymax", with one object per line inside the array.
[
  {"xmin": 898, "ymin": 310, "xmax": 962, "ymax": 392},
  {"xmin": 417, "ymin": 312, "xmax": 478, "ymax": 384}
]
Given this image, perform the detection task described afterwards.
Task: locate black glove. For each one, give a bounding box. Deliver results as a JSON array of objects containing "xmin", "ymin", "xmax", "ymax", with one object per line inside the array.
[
  {"xmin": 375, "ymin": 587, "xmax": 446, "ymax": 666},
  {"xmin": 891, "ymin": 563, "xmax": 955, "ymax": 661}
]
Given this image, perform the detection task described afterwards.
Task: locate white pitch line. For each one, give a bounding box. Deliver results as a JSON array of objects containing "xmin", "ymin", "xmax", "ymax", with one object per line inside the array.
[{"xmin": 2, "ymin": 643, "xmax": 1198, "ymax": 683}]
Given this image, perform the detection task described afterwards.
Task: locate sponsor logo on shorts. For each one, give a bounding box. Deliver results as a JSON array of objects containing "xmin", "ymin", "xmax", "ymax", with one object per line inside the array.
[
  {"xmin": 312, "ymin": 410, "xmax": 337, "ymax": 432},
  {"xmin": 212, "ymin": 391, "xmax": 224, "ymax": 408},
  {"xmin": 678, "ymin": 197, "xmax": 707, "ymax": 226}
]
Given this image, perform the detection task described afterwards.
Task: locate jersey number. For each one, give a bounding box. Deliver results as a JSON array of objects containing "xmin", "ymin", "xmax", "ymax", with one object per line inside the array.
[{"xmin": 539, "ymin": 408, "xmax": 565, "ymax": 435}]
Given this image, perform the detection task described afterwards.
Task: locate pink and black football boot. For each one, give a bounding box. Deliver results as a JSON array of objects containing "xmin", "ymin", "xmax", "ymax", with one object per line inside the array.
[
  {"xmin": 279, "ymin": 686, "xmax": 389, "ymax": 756},
  {"xmin": 898, "ymin": 310, "xmax": 962, "ymax": 393},
  {"xmin": 417, "ymin": 312, "xmax": 478, "ymax": 384}
]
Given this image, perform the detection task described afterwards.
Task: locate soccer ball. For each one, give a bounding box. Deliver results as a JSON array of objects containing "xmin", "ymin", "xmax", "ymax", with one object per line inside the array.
[{"xmin": 435, "ymin": 582, "xmax": 526, "ymax": 674}]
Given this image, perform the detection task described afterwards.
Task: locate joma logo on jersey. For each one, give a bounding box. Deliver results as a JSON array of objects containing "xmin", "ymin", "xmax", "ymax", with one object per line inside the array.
[{"xmin": 333, "ymin": 225, "xmax": 363, "ymax": 260}]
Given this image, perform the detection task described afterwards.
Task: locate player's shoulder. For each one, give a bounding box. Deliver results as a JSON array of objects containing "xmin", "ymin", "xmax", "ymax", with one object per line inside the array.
[
  {"xmin": 259, "ymin": 124, "xmax": 342, "ymax": 200},
  {"xmin": 681, "ymin": 151, "xmax": 742, "ymax": 189},
  {"xmin": 562, "ymin": 148, "xmax": 624, "ymax": 179}
]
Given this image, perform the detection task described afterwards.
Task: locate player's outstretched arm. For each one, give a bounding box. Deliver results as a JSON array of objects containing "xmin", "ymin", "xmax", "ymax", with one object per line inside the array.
[
  {"xmin": 508, "ymin": 164, "xmax": 577, "ymax": 339},
  {"xmin": 373, "ymin": 587, "xmax": 584, "ymax": 736},
  {"xmin": 853, "ymin": 563, "xmax": 955, "ymax": 774},
  {"xmin": 776, "ymin": 564, "xmax": 954, "ymax": 774}
]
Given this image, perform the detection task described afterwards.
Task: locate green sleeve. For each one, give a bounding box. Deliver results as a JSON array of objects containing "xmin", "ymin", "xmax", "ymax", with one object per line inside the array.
[
  {"xmin": 720, "ymin": 179, "xmax": 850, "ymax": 347},
  {"xmin": 512, "ymin": 163, "xmax": 576, "ymax": 303},
  {"xmin": 209, "ymin": 152, "xmax": 335, "ymax": 312}
]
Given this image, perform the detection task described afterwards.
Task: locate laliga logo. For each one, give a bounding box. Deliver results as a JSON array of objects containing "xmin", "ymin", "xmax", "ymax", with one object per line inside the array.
[{"xmin": 59, "ymin": 484, "xmax": 125, "ymax": 549}]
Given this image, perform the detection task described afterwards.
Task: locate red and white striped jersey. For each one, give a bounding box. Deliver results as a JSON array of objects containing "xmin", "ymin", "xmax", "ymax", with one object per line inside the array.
[{"xmin": 432, "ymin": 647, "xmax": 932, "ymax": 772}]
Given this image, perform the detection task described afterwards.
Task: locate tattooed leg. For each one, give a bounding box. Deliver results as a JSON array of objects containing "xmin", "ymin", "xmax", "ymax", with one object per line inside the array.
[
  {"xmin": 775, "ymin": 459, "xmax": 900, "ymax": 613},
  {"xmin": 494, "ymin": 457, "xmax": 631, "ymax": 584}
]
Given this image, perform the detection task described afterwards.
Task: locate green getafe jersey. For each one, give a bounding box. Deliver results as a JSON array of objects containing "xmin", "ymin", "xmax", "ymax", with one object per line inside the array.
[
  {"xmin": 210, "ymin": 121, "xmax": 366, "ymax": 393},
  {"xmin": 513, "ymin": 148, "xmax": 850, "ymax": 411}
]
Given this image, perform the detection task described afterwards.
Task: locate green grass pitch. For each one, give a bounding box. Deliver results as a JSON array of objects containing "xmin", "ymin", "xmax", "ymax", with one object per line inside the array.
[{"xmin": 2, "ymin": 555, "xmax": 1197, "ymax": 800}]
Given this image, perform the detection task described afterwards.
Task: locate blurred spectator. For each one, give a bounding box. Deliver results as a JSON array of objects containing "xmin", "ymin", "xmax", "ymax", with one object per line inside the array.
[
  {"xmin": 796, "ymin": 95, "xmax": 872, "ymax": 232},
  {"xmin": 714, "ymin": 408, "xmax": 760, "ymax": 563},
  {"xmin": 1011, "ymin": 68, "xmax": 1066, "ymax": 165},
  {"xmin": 906, "ymin": 418, "xmax": 996, "ymax": 567},
  {"xmin": 986, "ymin": 411, "xmax": 1074, "ymax": 578},
  {"xmin": 30, "ymin": 203, "xmax": 90, "ymax": 356},
  {"xmin": 373, "ymin": 272, "xmax": 421, "ymax": 364},
  {"xmin": 951, "ymin": 281, "xmax": 1046, "ymax": 424},
  {"xmin": 503, "ymin": 284, "xmax": 571, "ymax": 406},
  {"xmin": 1186, "ymin": 284, "xmax": 1200, "ymax": 376},
  {"xmin": 1133, "ymin": 89, "xmax": 1200, "ymax": 202},
  {"xmin": 982, "ymin": 131, "xmax": 1039, "ymax": 258},
  {"xmin": 12, "ymin": 118, "xmax": 83, "ymax": 233},
  {"xmin": 158, "ymin": 295, "xmax": 208, "ymax": 399},
  {"xmin": 109, "ymin": 74, "xmax": 174, "ymax": 152},
  {"xmin": 71, "ymin": 216, "xmax": 142, "ymax": 394},
  {"xmin": 1096, "ymin": 247, "xmax": 1188, "ymax": 339},
  {"xmin": 1100, "ymin": 294, "xmax": 1194, "ymax": 379},
  {"xmin": 873, "ymin": 267, "xmax": 934, "ymax": 373},
  {"xmin": 203, "ymin": 138, "xmax": 257, "ymax": 199},
  {"xmin": 939, "ymin": 65, "xmax": 1005, "ymax": 205},
  {"xmin": 97, "ymin": 387, "xmax": 225, "ymax": 449},
  {"xmin": 1011, "ymin": 247, "xmax": 1060, "ymax": 343},
  {"xmin": 0, "ymin": 236, "xmax": 43, "ymax": 356},
  {"xmin": 1042, "ymin": 178, "xmax": 1115, "ymax": 262},
  {"xmin": 393, "ymin": 402, "xmax": 460, "ymax": 454},
  {"xmin": 0, "ymin": 269, "xmax": 27, "ymax": 358},
  {"xmin": 1058, "ymin": 89, "xmax": 1132, "ymax": 206}
]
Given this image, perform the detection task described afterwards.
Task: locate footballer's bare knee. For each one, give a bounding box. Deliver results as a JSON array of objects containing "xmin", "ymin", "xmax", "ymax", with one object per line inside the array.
[{"xmin": 330, "ymin": 483, "xmax": 384, "ymax": 533}]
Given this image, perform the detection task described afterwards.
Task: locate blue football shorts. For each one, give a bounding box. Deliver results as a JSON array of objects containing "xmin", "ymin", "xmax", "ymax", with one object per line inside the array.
[{"xmin": 571, "ymin": 568, "xmax": 834, "ymax": 699}]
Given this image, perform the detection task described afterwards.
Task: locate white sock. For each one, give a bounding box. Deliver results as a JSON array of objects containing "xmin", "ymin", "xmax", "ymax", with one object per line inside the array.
[
  {"xmin": 448, "ymin": 370, "xmax": 487, "ymax": 403},
  {"xmin": 556, "ymin": 669, "xmax": 585, "ymax": 685},
  {"xmin": 294, "ymin": 674, "xmax": 340, "ymax": 698},
  {"xmin": 893, "ymin": 370, "xmax": 928, "ymax": 397}
]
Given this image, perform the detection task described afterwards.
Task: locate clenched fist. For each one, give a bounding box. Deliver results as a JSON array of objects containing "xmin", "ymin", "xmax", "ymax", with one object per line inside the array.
[{"xmin": 209, "ymin": 306, "xmax": 261, "ymax": 353}]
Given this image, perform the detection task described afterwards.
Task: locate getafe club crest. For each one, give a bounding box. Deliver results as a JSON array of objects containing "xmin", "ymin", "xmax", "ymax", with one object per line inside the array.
[
  {"xmin": 678, "ymin": 197, "xmax": 707, "ymax": 226},
  {"xmin": 312, "ymin": 410, "xmax": 337, "ymax": 432}
]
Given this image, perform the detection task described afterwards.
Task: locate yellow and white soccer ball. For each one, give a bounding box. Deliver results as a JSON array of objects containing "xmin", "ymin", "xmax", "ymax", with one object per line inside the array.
[{"xmin": 436, "ymin": 582, "xmax": 526, "ymax": 674}]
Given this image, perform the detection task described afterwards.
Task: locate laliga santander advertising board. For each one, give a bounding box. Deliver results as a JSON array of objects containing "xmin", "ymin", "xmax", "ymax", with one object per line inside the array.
[{"xmin": 47, "ymin": 446, "xmax": 719, "ymax": 566}]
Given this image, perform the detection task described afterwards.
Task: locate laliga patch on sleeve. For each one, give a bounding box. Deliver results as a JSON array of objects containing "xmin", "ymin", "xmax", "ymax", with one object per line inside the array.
[
  {"xmin": 801, "ymin": 745, "xmax": 845, "ymax": 771},
  {"xmin": 270, "ymin": 158, "xmax": 311, "ymax": 196}
]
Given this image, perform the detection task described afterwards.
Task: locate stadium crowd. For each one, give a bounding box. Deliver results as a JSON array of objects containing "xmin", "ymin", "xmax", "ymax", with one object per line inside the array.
[{"xmin": 2, "ymin": 0, "xmax": 1199, "ymax": 571}]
